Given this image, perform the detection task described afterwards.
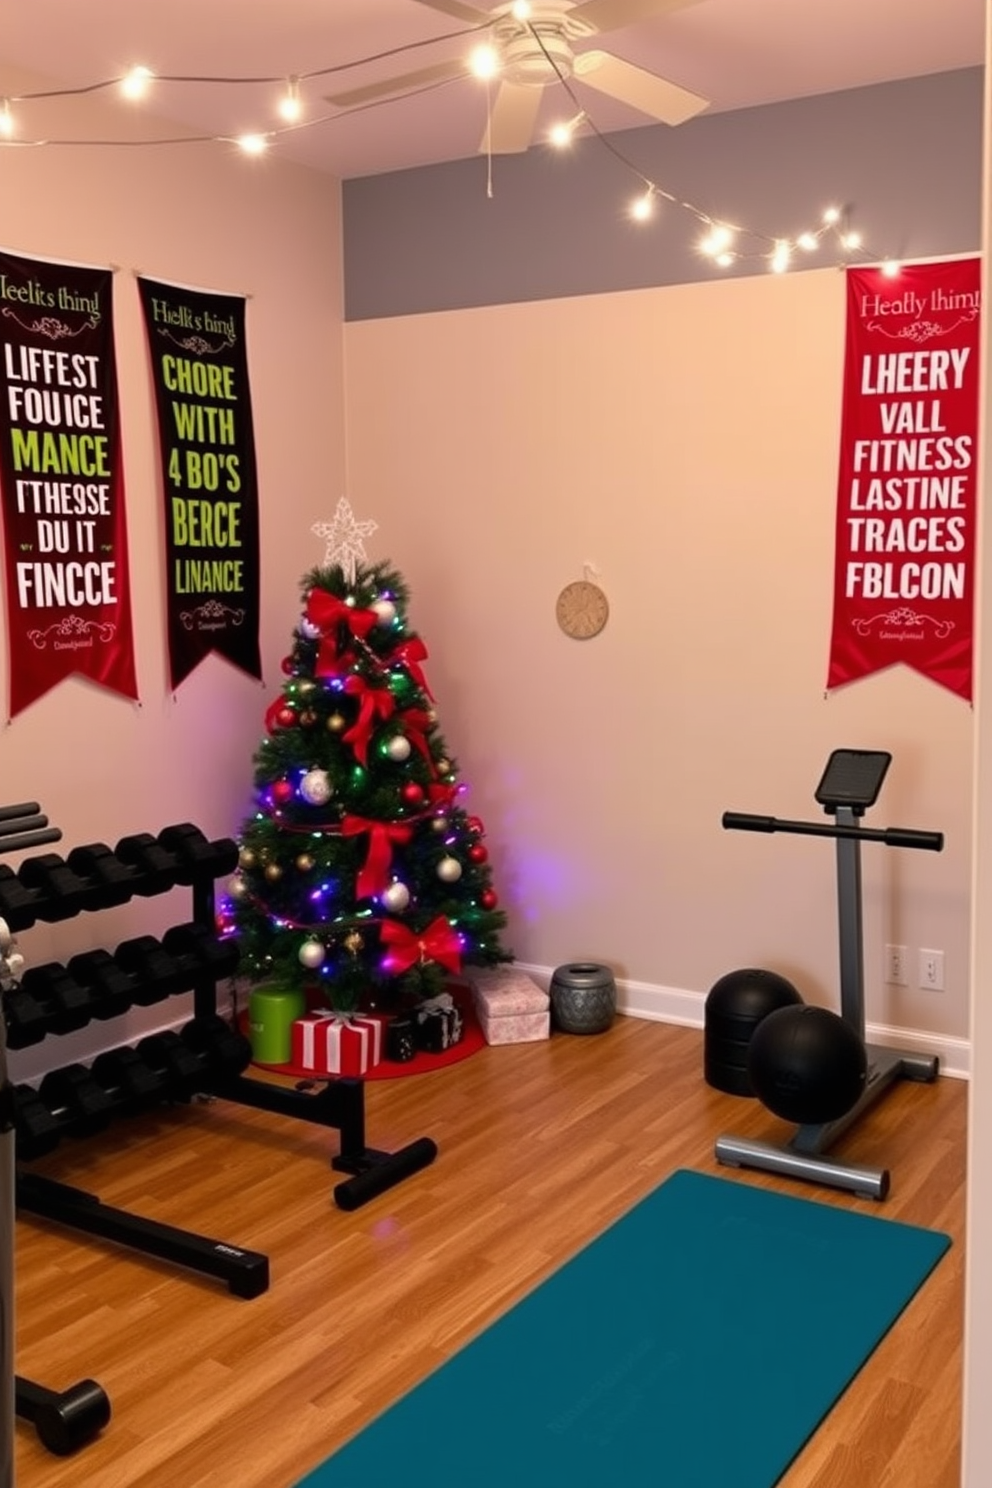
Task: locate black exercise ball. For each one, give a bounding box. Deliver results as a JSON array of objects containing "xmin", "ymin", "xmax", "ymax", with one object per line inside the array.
[
  {"xmin": 704, "ymin": 968, "xmax": 804, "ymax": 1096},
  {"xmin": 747, "ymin": 1004, "xmax": 868, "ymax": 1125}
]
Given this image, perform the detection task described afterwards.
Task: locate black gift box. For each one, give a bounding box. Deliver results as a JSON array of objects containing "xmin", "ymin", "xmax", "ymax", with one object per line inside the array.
[{"xmin": 414, "ymin": 994, "xmax": 464, "ymax": 1053}]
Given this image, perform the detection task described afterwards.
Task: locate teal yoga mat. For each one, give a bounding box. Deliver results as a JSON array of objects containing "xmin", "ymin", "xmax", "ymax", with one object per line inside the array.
[{"xmin": 296, "ymin": 1169, "xmax": 950, "ymax": 1488}]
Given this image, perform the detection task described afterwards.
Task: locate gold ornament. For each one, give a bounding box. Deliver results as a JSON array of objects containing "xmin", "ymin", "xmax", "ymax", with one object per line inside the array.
[
  {"xmin": 297, "ymin": 680, "xmax": 316, "ymax": 696},
  {"xmin": 264, "ymin": 863, "xmax": 283, "ymax": 882},
  {"xmin": 327, "ymin": 712, "xmax": 346, "ymax": 732},
  {"xmin": 436, "ymin": 758, "xmax": 451, "ymax": 776},
  {"xmin": 296, "ymin": 854, "xmax": 315, "ymax": 872},
  {"xmin": 299, "ymin": 709, "xmax": 318, "ymax": 727},
  {"xmin": 239, "ymin": 848, "xmax": 256, "ymax": 868},
  {"xmin": 343, "ymin": 930, "xmax": 364, "ymax": 954}
]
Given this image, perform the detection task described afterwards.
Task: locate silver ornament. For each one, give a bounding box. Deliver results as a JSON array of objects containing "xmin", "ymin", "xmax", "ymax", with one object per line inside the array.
[
  {"xmin": 385, "ymin": 735, "xmax": 411, "ymax": 762},
  {"xmin": 372, "ymin": 598, "xmax": 397, "ymax": 625},
  {"xmin": 298, "ymin": 938, "xmax": 326, "ymax": 969},
  {"xmin": 436, "ymin": 856, "xmax": 463, "ymax": 883},
  {"xmin": 381, "ymin": 881, "xmax": 411, "ymax": 912},
  {"xmin": 300, "ymin": 768, "xmax": 333, "ymax": 805}
]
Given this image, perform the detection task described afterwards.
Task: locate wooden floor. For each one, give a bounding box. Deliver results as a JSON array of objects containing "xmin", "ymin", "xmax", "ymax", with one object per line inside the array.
[{"xmin": 11, "ymin": 1015, "xmax": 965, "ymax": 1488}]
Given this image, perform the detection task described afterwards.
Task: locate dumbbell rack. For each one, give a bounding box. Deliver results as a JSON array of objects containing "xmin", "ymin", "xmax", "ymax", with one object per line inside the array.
[
  {"xmin": 2, "ymin": 800, "xmax": 111, "ymax": 1478},
  {"xmin": 3, "ymin": 817, "xmax": 437, "ymax": 1274}
]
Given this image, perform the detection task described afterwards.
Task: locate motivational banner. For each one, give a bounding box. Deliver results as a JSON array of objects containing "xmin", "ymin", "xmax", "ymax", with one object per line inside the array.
[
  {"xmin": 0, "ymin": 249, "xmax": 138, "ymax": 717},
  {"xmin": 137, "ymin": 275, "xmax": 260, "ymax": 691},
  {"xmin": 827, "ymin": 257, "xmax": 981, "ymax": 701}
]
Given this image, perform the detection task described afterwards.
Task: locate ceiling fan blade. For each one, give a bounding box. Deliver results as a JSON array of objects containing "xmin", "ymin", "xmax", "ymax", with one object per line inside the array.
[
  {"xmin": 410, "ymin": 0, "xmax": 495, "ymax": 21},
  {"xmin": 326, "ymin": 59, "xmax": 466, "ymax": 109},
  {"xmin": 479, "ymin": 81, "xmax": 544, "ymax": 154},
  {"xmin": 570, "ymin": 0, "xmax": 703, "ymax": 34},
  {"xmin": 574, "ymin": 50, "xmax": 709, "ymax": 125}
]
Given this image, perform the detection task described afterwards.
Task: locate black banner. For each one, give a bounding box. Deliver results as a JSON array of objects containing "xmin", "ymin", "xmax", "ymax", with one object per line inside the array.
[
  {"xmin": 137, "ymin": 275, "xmax": 261, "ymax": 690},
  {"xmin": 0, "ymin": 250, "xmax": 138, "ymax": 717}
]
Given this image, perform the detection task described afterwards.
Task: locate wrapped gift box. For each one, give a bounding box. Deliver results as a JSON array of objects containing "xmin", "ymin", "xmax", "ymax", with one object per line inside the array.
[
  {"xmin": 414, "ymin": 992, "xmax": 464, "ymax": 1053},
  {"xmin": 291, "ymin": 1012, "xmax": 382, "ymax": 1076},
  {"xmin": 466, "ymin": 966, "xmax": 550, "ymax": 1046}
]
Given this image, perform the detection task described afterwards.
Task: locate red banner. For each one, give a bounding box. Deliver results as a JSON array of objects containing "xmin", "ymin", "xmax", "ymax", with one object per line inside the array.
[
  {"xmin": 827, "ymin": 257, "xmax": 981, "ymax": 701},
  {"xmin": 0, "ymin": 250, "xmax": 137, "ymax": 717}
]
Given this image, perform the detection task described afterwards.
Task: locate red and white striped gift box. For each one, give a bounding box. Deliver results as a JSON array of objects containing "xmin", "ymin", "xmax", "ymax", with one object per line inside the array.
[{"xmin": 291, "ymin": 1012, "xmax": 382, "ymax": 1076}]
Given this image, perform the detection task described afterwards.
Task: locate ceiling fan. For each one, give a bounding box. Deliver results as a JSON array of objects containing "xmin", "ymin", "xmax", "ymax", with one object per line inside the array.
[{"xmin": 325, "ymin": 0, "xmax": 709, "ymax": 155}]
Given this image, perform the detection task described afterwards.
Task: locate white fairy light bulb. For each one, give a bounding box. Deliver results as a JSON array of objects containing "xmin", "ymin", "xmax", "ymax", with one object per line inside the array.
[
  {"xmin": 237, "ymin": 133, "xmax": 270, "ymax": 156},
  {"xmin": 630, "ymin": 188, "xmax": 655, "ymax": 223},
  {"xmin": 511, "ymin": 1, "xmax": 532, "ymax": 18},
  {"xmin": 842, "ymin": 230, "xmax": 862, "ymax": 251},
  {"xmin": 770, "ymin": 240, "xmax": 791, "ymax": 274},
  {"xmin": 700, "ymin": 224, "xmax": 734, "ymax": 258},
  {"xmin": 797, "ymin": 232, "xmax": 818, "ymax": 251},
  {"xmin": 716, "ymin": 252, "xmax": 735, "ymax": 269},
  {"xmin": 822, "ymin": 206, "xmax": 841, "ymax": 226},
  {"xmin": 881, "ymin": 259, "xmax": 901, "ymax": 278},
  {"xmin": 278, "ymin": 77, "xmax": 303, "ymax": 123},
  {"xmin": 121, "ymin": 66, "xmax": 154, "ymax": 101},
  {"xmin": 470, "ymin": 43, "xmax": 500, "ymax": 80},
  {"xmin": 0, "ymin": 100, "xmax": 14, "ymax": 138}
]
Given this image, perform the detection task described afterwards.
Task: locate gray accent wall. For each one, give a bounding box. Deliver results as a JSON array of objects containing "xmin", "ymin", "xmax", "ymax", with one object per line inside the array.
[{"xmin": 343, "ymin": 68, "xmax": 982, "ymax": 321}]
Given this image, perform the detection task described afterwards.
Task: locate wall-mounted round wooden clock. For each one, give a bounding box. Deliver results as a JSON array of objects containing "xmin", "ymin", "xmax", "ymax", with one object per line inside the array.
[{"xmin": 555, "ymin": 579, "xmax": 609, "ymax": 640}]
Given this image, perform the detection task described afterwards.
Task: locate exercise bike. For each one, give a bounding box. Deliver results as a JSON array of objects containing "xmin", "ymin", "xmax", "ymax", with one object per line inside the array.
[{"xmin": 715, "ymin": 749, "xmax": 944, "ymax": 1201}]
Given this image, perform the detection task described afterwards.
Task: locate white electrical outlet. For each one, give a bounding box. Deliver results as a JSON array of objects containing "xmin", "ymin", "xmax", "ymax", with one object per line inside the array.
[
  {"xmin": 885, "ymin": 943, "xmax": 908, "ymax": 986},
  {"xmin": 919, "ymin": 948, "xmax": 945, "ymax": 991}
]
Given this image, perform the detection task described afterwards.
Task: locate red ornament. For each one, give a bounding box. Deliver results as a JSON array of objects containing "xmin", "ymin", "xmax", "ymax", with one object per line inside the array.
[
  {"xmin": 468, "ymin": 843, "xmax": 489, "ymax": 864},
  {"xmin": 280, "ymin": 656, "xmax": 295, "ymax": 675},
  {"xmin": 401, "ymin": 782, "xmax": 425, "ymax": 806},
  {"xmin": 480, "ymin": 888, "xmax": 498, "ymax": 910},
  {"xmin": 276, "ymin": 706, "xmax": 296, "ymax": 729},
  {"xmin": 466, "ymin": 815, "xmax": 485, "ymax": 836},
  {"xmin": 272, "ymin": 779, "xmax": 294, "ymax": 804}
]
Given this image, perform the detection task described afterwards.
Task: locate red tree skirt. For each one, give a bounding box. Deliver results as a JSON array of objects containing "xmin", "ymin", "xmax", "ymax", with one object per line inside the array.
[{"xmin": 244, "ymin": 983, "xmax": 486, "ymax": 1081}]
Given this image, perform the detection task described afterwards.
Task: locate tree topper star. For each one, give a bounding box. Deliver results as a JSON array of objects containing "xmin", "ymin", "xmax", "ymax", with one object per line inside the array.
[{"xmin": 311, "ymin": 498, "xmax": 378, "ymax": 586}]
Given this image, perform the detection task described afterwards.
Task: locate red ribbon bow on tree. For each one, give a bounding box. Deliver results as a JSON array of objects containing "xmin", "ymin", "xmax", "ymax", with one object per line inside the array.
[
  {"xmin": 380, "ymin": 915, "xmax": 463, "ymax": 977},
  {"xmin": 341, "ymin": 674, "xmax": 396, "ymax": 764},
  {"xmin": 398, "ymin": 708, "xmax": 437, "ymax": 772},
  {"xmin": 387, "ymin": 637, "xmax": 434, "ymax": 699},
  {"xmin": 341, "ymin": 816, "xmax": 413, "ymax": 899},
  {"xmin": 305, "ymin": 590, "xmax": 378, "ymax": 677}
]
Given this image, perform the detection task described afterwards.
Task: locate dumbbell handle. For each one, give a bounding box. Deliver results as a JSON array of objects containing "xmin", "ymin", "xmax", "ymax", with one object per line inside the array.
[
  {"xmin": 722, "ymin": 812, "xmax": 944, "ymax": 852},
  {"xmin": 14, "ymin": 1374, "xmax": 111, "ymax": 1456}
]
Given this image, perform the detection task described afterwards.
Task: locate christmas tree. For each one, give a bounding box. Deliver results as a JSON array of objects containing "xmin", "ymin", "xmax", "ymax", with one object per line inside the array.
[{"xmin": 225, "ymin": 500, "xmax": 511, "ymax": 1017}]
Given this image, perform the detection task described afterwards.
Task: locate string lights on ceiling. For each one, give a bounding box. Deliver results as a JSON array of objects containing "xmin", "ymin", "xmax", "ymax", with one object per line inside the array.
[{"xmin": 0, "ymin": 0, "xmax": 896, "ymax": 278}]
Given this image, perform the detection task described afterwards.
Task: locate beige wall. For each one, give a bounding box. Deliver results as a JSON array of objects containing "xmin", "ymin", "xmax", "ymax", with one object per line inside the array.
[
  {"xmin": 343, "ymin": 268, "xmax": 973, "ymax": 1056},
  {"xmin": 0, "ymin": 79, "xmax": 344, "ymax": 1064}
]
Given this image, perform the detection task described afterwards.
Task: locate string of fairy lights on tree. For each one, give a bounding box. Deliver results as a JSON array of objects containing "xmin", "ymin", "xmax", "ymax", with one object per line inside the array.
[{"xmin": 0, "ymin": 0, "xmax": 899, "ymax": 278}]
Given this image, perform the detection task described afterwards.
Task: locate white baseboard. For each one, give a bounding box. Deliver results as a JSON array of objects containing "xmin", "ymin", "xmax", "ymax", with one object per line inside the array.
[
  {"xmin": 514, "ymin": 961, "xmax": 972, "ymax": 1080},
  {"xmin": 7, "ymin": 964, "xmax": 971, "ymax": 1084}
]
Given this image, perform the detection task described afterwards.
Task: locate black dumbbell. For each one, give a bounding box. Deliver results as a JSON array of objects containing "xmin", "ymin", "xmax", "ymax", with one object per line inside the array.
[
  {"xmin": 113, "ymin": 936, "xmax": 187, "ymax": 1003},
  {"xmin": 66, "ymin": 842, "xmax": 140, "ymax": 910},
  {"xmin": 113, "ymin": 832, "xmax": 178, "ymax": 895},
  {"xmin": 20, "ymin": 963, "xmax": 93, "ymax": 1035},
  {"xmin": 66, "ymin": 949, "xmax": 137, "ymax": 1022},
  {"xmin": 136, "ymin": 1030, "xmax": 205, "ymax": 1101},
  {"xmin": 91, "ymin": 1046, "xmax": 168, "ymax": 1115},
  {"xmin": 15, "ymin": 1375, "xmax": 111, "ymax": 1456},
  {"xmin": 162, "ymin": 921, "xmax": 241, "ymax": 978},
  {"xmin": 38, "ymin": 1064, "xmax": 116, "ymax": 1139},
  {"xmin": 157, "ymin": 824, "xmax": 239, "ymax": 884},
  {"xmin": 180, "ymin": 1015, "xmax": 252, "ymax": 1080},
  {"xmin": 0, "ymin": 862, "xmax": 43, "ymax": 931},
  {"xmin": 16, "ymin": 854, "xmax": 96, "ymax": 920},
  {"xmin": 12, "ymin": 1083, "xmax": 62, "ymax": 1160},
  {"xmin": 2, "ymin": 984, "xmax": 48, "ymax": 1048}
]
